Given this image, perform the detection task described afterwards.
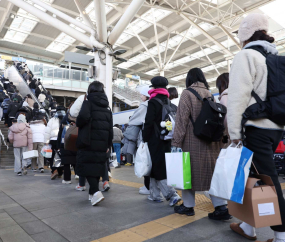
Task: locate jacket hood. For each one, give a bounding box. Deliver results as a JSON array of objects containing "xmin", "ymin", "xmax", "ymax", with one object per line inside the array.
[
  {"xmin": 87, "ymin": 92, "xmax": 109, "ymax": 108},
  {"xmin": 9, "ymin": 123, "xmax": 29, "ymax": 133},
  {"xmin": 243, "ymin": 40, "xmax": 278, "ymax": 55}
]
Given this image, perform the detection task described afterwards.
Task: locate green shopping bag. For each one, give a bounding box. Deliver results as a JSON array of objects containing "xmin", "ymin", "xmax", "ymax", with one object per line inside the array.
[{"xmin": 165, "ymin": 152, "xmax": 192, "ymax": 189}]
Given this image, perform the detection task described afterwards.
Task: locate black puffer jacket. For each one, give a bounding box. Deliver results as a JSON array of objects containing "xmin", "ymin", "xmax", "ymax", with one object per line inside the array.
[
  {"xmin": 76, "ymin": 92, "xmax": 113, "ymax": 178},
  {"xmin": 7, "ymin": 102, "xmax": 21, "ymax": 118}
]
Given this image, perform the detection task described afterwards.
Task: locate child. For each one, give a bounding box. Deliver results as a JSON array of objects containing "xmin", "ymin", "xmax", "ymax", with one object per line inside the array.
[
  {"xmin": 8, "ymin": 114, "xmax": 33, "ymax": 176},
  {"xmin": 30, "ymin": 117, "xmax": 47, "ymax": 173}
]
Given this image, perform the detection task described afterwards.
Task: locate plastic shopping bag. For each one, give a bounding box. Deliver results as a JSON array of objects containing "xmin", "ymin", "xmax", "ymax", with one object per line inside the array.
[
  {"xmin": 134, "ymin": 142, "xmax": 152, "ymax": 178},
  {"xmin": 209, "ymin": 142, "xmax": 253, "ymax": 204},
  {"xmin": 110, "ymin": 152, "xmax": 118, "ymax": 168},
  {"xmin": 165, "ymin": 152, "xmax": 191, "ymax": 190},
  {"xmin": 41, "ymin": 144, "xmax": 52, "ymax": 158},
  {"xmin": 53, "ymin": 152, "xmax": 63, "ymax": 168}
]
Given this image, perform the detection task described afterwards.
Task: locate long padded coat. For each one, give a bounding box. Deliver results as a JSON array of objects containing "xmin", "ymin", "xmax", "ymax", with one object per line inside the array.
[
  {"xmin": 76, "ymin": 92, "xmax": 113, "ymax": 178},
  {"xmin": 172, "ymin": 82, "xmax": 221, "ymax": 191},
  {"xmin": 143, "ymin": 94, "xmax": 171, "ymax": 180}
]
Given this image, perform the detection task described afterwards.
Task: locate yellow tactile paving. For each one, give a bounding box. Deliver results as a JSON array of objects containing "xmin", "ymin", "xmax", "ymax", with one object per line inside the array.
[
  {"xmin": 281, "ymin": 183, "xmax": 285, "ymax": 190},
  {"xmin": 129, "ymin": 221, "xmax": 173, "ymax": 239},
  {"xmin": 154, "ymin": 213, "xmax": 200, "ymax": 229},
  {"xmin": 92, "ymin": 209, "xmax": 208, "ymax": 242},
  {"xmin": 96, "ymin": 230, "xmax": 145, "ymax": 242},
  {"xmin": 109, "ymin": 178, "xmax": 142, "ymax": 188}
]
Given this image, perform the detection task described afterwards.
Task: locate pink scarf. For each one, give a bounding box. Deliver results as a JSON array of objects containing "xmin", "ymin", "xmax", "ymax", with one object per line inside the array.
[{"xmin": 148, "ymin": 88, "xmax": 170, "ymax": 100}]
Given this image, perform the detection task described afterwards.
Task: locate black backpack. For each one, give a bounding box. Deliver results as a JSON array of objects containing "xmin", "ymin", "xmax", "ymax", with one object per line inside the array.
[
  {"xmin": 153, "ymin": 97, "xmax": 177, "ymax": 140},
  {"xmin": 242, "ymin": 46, "xmax": 285, "ymax": 138},
  {"xmin": 0, "ymin": 92, "xmax": 5, "ymax": 102},
  {"xmin": 188, "ymin": 88, "xmax": 227, "ymax": 142}
]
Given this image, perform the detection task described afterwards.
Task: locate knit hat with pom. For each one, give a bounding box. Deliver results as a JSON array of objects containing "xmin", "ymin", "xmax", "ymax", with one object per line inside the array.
[{"xmin": 238, "ymin": 13, "xmax": 269, "ymax": 45}]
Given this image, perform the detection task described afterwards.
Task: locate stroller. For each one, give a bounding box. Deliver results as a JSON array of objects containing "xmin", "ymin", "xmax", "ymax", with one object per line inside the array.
[{"xmin": 274, "ymin": 132, "xmax": 285, "ymax": 176}]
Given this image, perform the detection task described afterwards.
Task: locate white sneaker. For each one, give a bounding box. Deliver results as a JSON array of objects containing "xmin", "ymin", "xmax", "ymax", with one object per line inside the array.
[
  {"xmin": 75, "ymin": 175, "xmax": 79, "ymax": 180},
  {"xmin": 139, "ymin": 186, "xmax": 150, "ymax": 195},
  {"xmin": 91, "ymin": 191, "xmax": 104, "ymax": 206},
  {"xmin": 89, "ymin": 195, "xmax": 92, "ymax": 201},
  {"xmin": 32, "ymin": 169, "xmax": 37, "ymax": 172},
  {"xmin": 75, "ymin": 184, "xmax": 86, "ymax": 191},
  {"xmin": 62, "ymin": 180, "xmax": 71, "ymax": 184},
  {"xmin": 169, "ymin": 193, "xmax": 182, "ymax": 207}
]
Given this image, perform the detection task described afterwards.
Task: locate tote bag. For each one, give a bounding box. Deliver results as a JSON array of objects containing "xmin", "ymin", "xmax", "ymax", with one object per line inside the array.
[
  {"xmin": 209, "ymin": 143, "xmax": 253, "ymax": 204},
  {"xmin": 165, "ymin": 152, "xmax": 191, "ymax": 190}
]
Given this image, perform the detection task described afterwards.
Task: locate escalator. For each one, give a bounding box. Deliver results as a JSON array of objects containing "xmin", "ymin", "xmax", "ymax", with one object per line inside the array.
[{"xmin": 7, "ymin": 65, "xmax": 50, "ymax": 121}]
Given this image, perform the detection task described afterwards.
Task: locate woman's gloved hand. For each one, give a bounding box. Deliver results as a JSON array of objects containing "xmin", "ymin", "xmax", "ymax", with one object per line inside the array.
[{"xmin": 171, "ymin": 146, "xmax": 182, "ymax": 153}]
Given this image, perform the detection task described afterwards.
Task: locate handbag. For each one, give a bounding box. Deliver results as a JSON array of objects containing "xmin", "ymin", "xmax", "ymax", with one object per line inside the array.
[
  {"xmin": 53, "ymin": 152, "xmax": 63, "ymax": 168},
  {"xmin": 134, "ymin": 142, "xmax": 152, "ymax": 178},
  {"xmin": 64, "ymin": 123, "xmax": 78, "ymax": 151}
]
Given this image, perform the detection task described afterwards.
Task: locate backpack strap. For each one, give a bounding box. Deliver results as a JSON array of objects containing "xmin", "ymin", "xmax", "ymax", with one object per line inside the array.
[
  {"xmin": 187, "ymin": 88, "xmax": 203, "ymax": 101},
  {"xmin": 187, "ymin": 88, "xmax": 203, "ymax": 126},
  {"xmin": 245, "ymin": 45, "xmax": 268, "ymax": 57}
]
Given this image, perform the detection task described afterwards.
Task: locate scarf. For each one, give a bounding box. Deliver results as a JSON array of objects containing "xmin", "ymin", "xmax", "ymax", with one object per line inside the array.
[
  {"xmin": 243, "ymin": 40, "xmax": 278, "ymax": 55},
  {"xmin": 148, "ymin": 88, "xmax": 170, "ymax": 100}
]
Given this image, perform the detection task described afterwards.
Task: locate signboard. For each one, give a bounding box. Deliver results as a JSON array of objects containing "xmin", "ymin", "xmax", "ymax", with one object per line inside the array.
[
  {"xmin": 65, "ymin": 51, "xmax": 93, "ymax": 66},
  {"xmin": 0, "ymin": 55, "xmax": 26, "ymax": 62},
  {"xmin": 125, "ymin": 74, "xmax": 140, "ymax": 80}
]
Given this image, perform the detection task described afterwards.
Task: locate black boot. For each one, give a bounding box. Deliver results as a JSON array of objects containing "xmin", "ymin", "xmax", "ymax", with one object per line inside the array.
[
  {"xmin": 208, "ymin": 205, "xmax": 232, "ymax": 220},
  {"xmin": 174, "ymin": 204, "xmax": 195, "ymax": 216}
]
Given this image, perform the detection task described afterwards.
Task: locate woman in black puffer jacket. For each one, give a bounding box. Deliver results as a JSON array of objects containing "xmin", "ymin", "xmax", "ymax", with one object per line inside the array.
[{"xmin": 76, "ymin": 81, "xmax": 113, "ymax": 206}]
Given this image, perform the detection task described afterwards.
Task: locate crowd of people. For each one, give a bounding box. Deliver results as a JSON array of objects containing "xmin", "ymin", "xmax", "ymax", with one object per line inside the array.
[{"xmin": 2, "ymin": 13, "xmax": 285, "ymax": 242}]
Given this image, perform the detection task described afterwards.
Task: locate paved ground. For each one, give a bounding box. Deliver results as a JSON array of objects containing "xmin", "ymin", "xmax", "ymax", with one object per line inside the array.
[{"xmin": 0, "ymin": 166, "xmax": 282, "ymax": 242}]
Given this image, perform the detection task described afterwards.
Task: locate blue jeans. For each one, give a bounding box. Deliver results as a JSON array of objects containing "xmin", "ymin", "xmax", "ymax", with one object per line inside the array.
[
  {"xmin": 113, "ymin": 143, "xmax": 121, "ymax": 164},
  {"xmin": 31, "ymin": 89, "xmax": 35, "ymax": 94}
]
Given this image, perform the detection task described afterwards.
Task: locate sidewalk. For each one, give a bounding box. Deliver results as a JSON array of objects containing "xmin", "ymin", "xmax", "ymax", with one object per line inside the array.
[{"xmin": 0, "ymin": 166, "xmax": 281, "ymax": 242}]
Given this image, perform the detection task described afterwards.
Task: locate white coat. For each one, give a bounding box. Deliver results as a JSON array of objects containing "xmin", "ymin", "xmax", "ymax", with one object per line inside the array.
[
  {"xmin": 70, "ymin": 95, "xmax": 84, "ymax": 118},
  {"xmin": 44, "ymin": 117, "xmax": 60, "ymax": 143},
  {"xmin": 38, "ymin": 94, "xmax": 46, "ymax": 102},
  {"xmin": 30, "ymin": 120, "xmax": 46, "ymax": 143}
]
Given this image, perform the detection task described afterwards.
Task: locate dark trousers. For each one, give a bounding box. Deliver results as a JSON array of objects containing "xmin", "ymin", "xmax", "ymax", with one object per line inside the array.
[
  {"xmin": 86, "ymin": 176, "xmax": 99, "ymax": 195},
  {"xmin": 144, "ymin": 176, "xmax": 150, "ymax": 190},
  {"xmin": 4, "ymin": 112, "xmax": 8, "ymax": 124},
  {"xmin": 245, "ymin": 126, "xmax": 285, "ymax": 232},
  {"xmin": 48, "ymin": 140, "xmax": 63, "ymax": 175},
  {"xmin": 7, "ymin": 117, "xmax": 13, "ymax": 127},
  {"xmin": 126, "ymin": 153, "xmax": 133, "ymax": 164},
  {"xmin": 79, "ymin": 161, "xmax": 109, "ymax": 187},
  {"xmin": 64, "ymin": 164, "xmax": 76, "ymax": 181}
]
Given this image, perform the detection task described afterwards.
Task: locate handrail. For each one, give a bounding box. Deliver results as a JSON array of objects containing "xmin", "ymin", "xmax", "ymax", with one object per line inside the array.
[{"xmin": 12, "ymin": 66, "xmax": 50, "ymax": 121}]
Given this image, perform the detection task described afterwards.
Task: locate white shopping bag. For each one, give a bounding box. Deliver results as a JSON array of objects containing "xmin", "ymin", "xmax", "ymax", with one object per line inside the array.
[
  {"xmin": 23, "ymin": 150, "xmax": 38, "ymax": 159},
  {"xmin": 165, "ymin": 152, "xmax": 191, "ymax": 190},
  {"xmin": 209, "ymin": 143, "xmax": 253, "ymax": 204},
  {"xmin": 110, "ymin": 152, "xmax": 118, "ymax": 168},
  {"xmin": 134, "ymin": 142, "xmax": 152, "ymax": 178}
]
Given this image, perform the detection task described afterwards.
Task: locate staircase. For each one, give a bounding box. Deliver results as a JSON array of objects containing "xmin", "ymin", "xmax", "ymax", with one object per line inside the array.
[
  {"xmin": 0, "ymin": 122, "xmax": 14, "ymax": 169},
  {"xmin": 113, "ymin": 84, "xmax": 141, "ymax": 107}
]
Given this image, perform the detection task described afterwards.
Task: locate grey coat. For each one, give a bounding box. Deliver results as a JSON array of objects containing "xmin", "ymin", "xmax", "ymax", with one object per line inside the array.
[{"xmin": 122, "ymin": 101, "xmax": 148, "ymax": 155}]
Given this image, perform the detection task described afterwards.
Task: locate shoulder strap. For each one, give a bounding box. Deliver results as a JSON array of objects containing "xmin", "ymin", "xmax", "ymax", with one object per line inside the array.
[
  {"xmin": 251, "ymin": 90, "xmax": 263, "ymax": 105},
  {"xmin": 152, "ymin": 97, "xmax": 164, "ymax": 106},
  {"xmin": 187, "ymin": 88, "xmax": 203, "ymax": 101},
  {"xmin": 245, "ymin": 46, "xmax": 267, "ymax": 57}
]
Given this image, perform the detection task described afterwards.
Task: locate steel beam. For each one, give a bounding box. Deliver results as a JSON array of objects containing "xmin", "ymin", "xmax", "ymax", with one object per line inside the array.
[
  {"xmin": 0, "ymin": 3, "xmax": 13, "ymax": 33},
  {"xmin": 74, "ymin": 0, "xmax": 94, "ymax": 30},
  {"xmin": 108, "ymin": 0, "xmax": 145, "ymax": 45},
  {"xmin": 94, "ymin": 0, "xmax": 108, "ymax": 42},
  {"xmin": 28, "ymin": 0, "xmax": 93, "ymax": 33},
  {"xmin": 7, "ymin": 0, "xmax": 92, "ymax": 47},
  {"xmin": 181, "ymin": 13, "xmax": 233, "ymax": 57}
]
